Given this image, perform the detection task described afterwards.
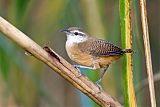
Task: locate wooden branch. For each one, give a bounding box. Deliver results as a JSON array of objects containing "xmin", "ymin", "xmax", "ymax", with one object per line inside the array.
[
  {"xmin": 139, "ymin": 0, "xmax": 156, "ymax": 107},
  {"xmin": 0, "ymin": 16, "xmax": 122, "ymax": 107}
]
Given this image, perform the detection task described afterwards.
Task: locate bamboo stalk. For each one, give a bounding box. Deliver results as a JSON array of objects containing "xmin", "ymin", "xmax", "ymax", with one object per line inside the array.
[
  {"xmin": 120, "ymin": 0, "xmax": 137, "ymax": 106},
  {"xmin": 139, "ymin": 0, "xmax": 156, "ymax": 107},
  {"xmin": 0, "ymin": 16, "xmax": 122, "ymax": 107}
]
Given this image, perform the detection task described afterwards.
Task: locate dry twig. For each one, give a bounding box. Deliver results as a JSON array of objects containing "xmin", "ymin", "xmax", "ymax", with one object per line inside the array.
[{"xmin": 139, "ymin": 0, "xmax": 156, "ymax": 107}]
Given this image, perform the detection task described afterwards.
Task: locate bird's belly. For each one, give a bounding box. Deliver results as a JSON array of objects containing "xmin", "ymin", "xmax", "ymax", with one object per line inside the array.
[
  {"xmin": 66, "ymin": 45, "xmax": 93, "ymax": 67},
  {"xmin": 70, "ymin": 53, "xmax": 93, "ymax": 67}
]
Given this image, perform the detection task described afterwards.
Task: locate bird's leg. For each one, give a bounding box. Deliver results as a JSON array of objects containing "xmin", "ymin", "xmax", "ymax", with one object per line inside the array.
[
  {"xmin": 74, "ymin": 65, "xmax": 94, "ymax": 77},
  {"xmin": 74, "ymin": 65, "xmax": 93, "ymax": 69},
  {"xmin": 95, "ymin": 65, "xmax": 109, "ymax": 91}
]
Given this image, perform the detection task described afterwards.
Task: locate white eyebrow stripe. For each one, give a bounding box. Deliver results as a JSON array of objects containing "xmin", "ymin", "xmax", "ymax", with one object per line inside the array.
[{"xmin": 71, "ymin": 30, "xmax": 85, "ymax": 35}]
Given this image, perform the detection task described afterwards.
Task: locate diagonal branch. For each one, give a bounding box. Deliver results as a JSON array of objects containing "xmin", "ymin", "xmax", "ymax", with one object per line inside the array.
[{"xmin": 0, "ymin": 16, "xmax": 122, "ymax": 107}]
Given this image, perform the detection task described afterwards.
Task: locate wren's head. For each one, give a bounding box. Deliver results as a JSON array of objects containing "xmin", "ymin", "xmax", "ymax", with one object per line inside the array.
[{"xmin": 61, "ymin": 27, "xmax": 88, "ymax": 43}]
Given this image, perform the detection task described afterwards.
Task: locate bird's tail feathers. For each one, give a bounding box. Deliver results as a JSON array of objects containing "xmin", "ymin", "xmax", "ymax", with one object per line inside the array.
[{"xmin": 122, "ymin": 49, "xmax": 133, "ymax": 53}]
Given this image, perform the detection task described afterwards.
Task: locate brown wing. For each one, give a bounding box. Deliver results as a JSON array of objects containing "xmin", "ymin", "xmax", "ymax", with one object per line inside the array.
[{"xmin": 78, "ymin": 38, "xmax": 123, "ymax": 56}]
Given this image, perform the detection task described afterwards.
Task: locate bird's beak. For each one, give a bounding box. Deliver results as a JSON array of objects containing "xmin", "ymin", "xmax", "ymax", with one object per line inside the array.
[{"xmin": 60, "ymin": 29, "xmax": 69, "ymax": 33}]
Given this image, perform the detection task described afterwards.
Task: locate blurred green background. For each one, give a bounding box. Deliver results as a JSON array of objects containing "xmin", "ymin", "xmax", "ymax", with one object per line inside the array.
[{"xmin": 0, "ymin": 0, "xmax": 160, "ymax": 107}]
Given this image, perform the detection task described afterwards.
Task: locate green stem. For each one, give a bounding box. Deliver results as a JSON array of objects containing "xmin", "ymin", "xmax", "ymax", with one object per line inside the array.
[{"xmin": 119, "ymin": 0, "xmax": 137, "ymax": 107}]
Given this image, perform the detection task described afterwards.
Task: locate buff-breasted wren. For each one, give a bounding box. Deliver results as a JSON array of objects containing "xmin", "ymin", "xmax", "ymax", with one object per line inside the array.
[{"xmin": 61, "ymin": 27, "xmax": 132, "ymax": 89}]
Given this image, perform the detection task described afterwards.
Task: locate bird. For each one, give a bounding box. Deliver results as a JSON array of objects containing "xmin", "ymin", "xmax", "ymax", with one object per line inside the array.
[{"xmin": 61, "ymin": 27, "xmax": 132, "ymax": 90}]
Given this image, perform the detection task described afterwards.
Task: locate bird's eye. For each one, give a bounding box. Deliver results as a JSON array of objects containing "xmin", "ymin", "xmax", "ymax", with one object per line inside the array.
[{"xmin": 74, "ymin": 32, "xmax": 78, "ymax": 35}]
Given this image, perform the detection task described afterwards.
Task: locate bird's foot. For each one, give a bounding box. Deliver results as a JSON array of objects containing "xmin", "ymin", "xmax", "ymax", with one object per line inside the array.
[
  {"xmin": 76, "ymin": 73, "xmax": 83, "ymax": 78},
  {"xmin": 95, "ymin": 79, "xmax": 103, "ymax": 91},
  {"xmin": 74, "ymin": 65, "xmax": 84, "ymax": 78}
]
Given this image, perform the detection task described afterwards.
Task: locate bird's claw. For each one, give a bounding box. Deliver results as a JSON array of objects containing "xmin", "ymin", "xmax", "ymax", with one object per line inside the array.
[
  {"xmin": 74, "ymin": 65, "xmax": 84, "ymax": 78},
  {"xmin": 95, "ymin": 80, "xmax": 103, "ymax": 91},
  {"xmin": 76, "ymin": 73, "xmax": 82, "ymax": 78}
]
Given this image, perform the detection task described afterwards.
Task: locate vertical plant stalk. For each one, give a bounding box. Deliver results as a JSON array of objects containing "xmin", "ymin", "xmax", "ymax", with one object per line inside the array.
[
  {"xmin": 120, "ymin": 0, "xmax": 137, "ymax": 107},
  {"xmin": 139, "ymin": 0, "xmax": 156, "ymax": 107}
]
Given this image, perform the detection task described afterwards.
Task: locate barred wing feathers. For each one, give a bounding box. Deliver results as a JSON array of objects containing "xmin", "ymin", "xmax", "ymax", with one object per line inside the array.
[{"xmin": 78, "ymin": 38, "xmax": 124, "ymax": 56}]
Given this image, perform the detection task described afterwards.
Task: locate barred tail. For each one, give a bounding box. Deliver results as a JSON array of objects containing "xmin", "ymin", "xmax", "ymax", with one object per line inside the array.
[{"xmin": 122, "ymin": 49, "xmax": 133, "ymax": 53}]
